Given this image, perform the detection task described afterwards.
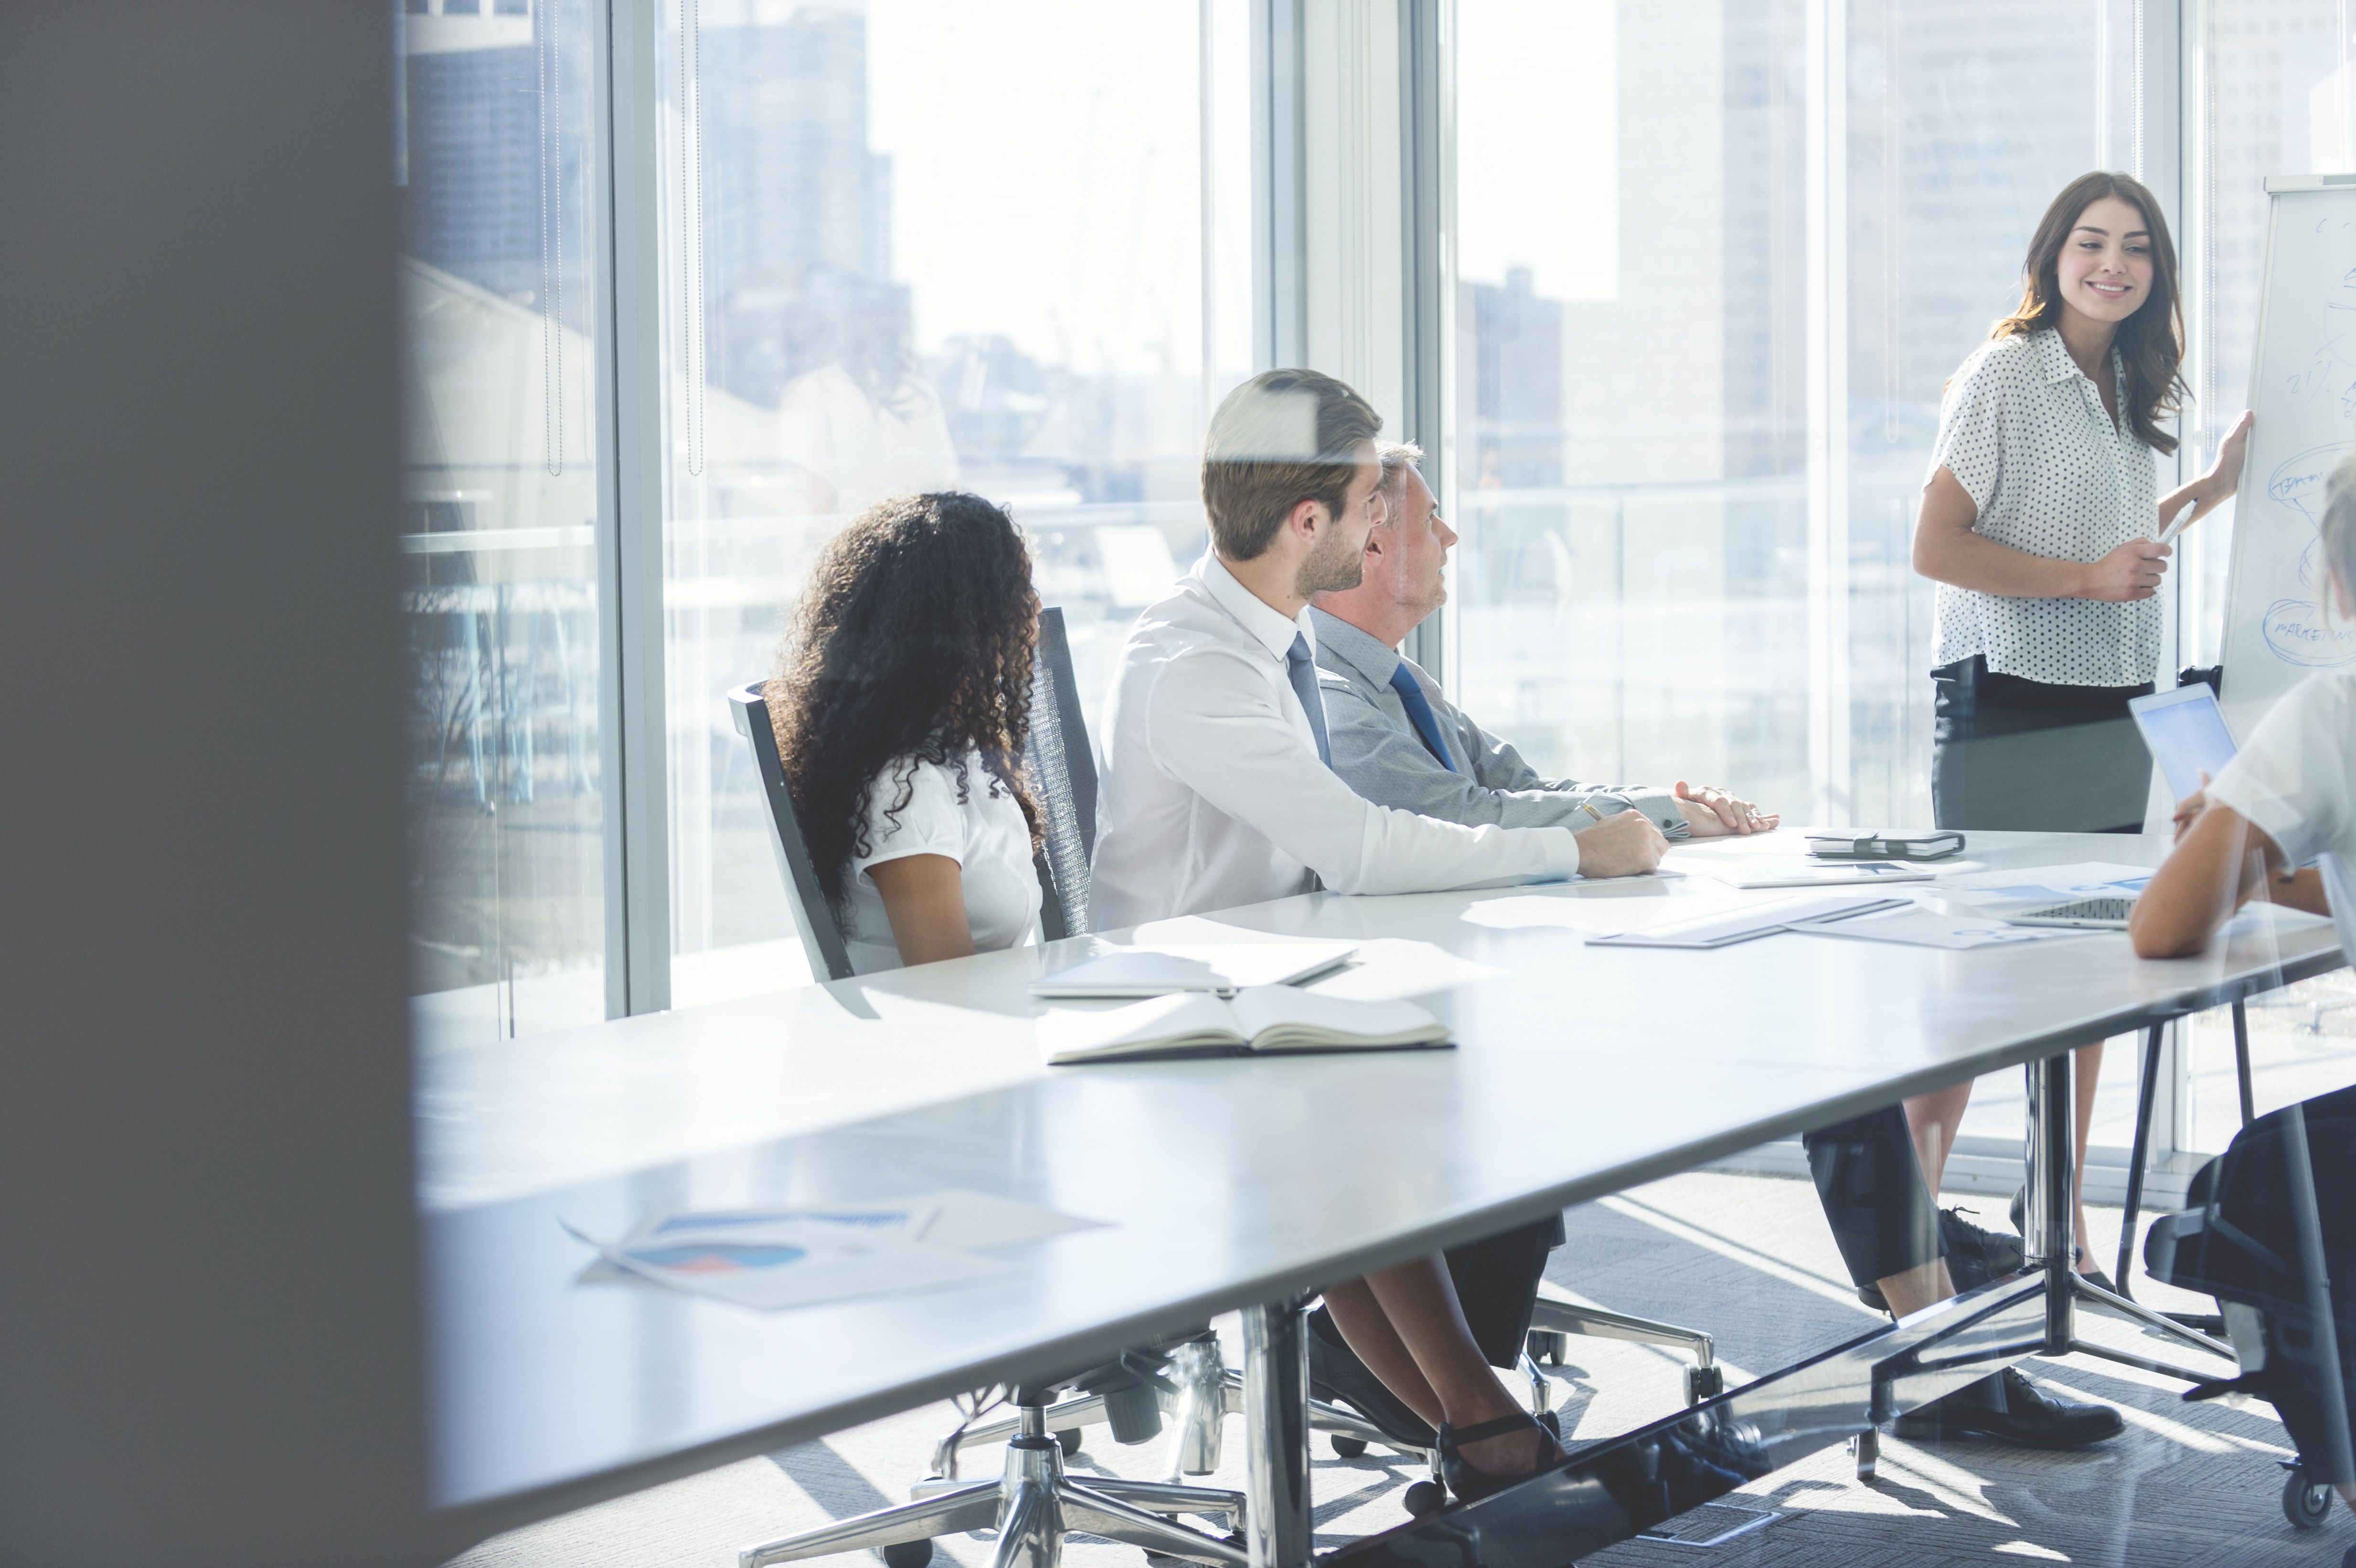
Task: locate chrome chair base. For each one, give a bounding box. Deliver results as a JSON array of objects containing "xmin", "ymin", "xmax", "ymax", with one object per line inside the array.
[
  {"xmin": 932, "ymin": 1328, "xmax": 1410, "ymax": 1482},
  {"xmin": 743, "ymin": 1405, "xmax": 1247, "ymax": 1568},
  {"xmin": 1526, "ymin": 1289, "xmax": 1723, "ymax": 1403}
]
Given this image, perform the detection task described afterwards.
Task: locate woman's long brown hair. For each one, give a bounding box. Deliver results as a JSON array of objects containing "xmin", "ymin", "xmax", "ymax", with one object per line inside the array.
[
  {"xmin": 767, "ymin": 492, "xmax": 1041, "ymax": 918},
  {"xmin": 1990, "ymin": 170, "xmax": 2186, "ymax": 455}
]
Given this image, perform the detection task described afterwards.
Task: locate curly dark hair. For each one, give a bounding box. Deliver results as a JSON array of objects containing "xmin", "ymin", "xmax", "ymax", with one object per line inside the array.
[{"xmin": 767, "ymin": 492, "xmax": 1042, "ymax": 918}]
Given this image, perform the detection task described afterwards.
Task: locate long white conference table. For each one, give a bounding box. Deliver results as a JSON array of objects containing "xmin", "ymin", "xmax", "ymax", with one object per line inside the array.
[{"xmin": 421, "ymin": 829, "xmax": 2345, "ymax": 1563}]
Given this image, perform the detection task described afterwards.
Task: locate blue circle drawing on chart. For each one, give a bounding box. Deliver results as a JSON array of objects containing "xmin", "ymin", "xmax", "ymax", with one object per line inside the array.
[
  {"xmin": 2261, "ymin": 597, "xmax": 2356, "ymax": 667},
  {"xmin": 2269, "ymin": 443, "xmax": 2352, "ymax": 524}
]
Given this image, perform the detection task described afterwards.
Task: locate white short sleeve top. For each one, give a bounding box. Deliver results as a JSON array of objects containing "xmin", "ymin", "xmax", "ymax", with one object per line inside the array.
[
  {"xmin": 1926, "ymin": 329, "xmax": 2161, "ymax": 688},
  {"xmin": 842, "ymin": 752, "xmax": 1041, "ymax": 975},
  {"xmin": 2204, "ymin": 669, "xmax": 2356, "ymax": 961}
]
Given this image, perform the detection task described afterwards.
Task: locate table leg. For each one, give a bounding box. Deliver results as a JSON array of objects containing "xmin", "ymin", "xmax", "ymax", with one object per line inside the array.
[
  {"xmin": 1240, "ymin": 1301, "xmax": 1312, "ymax": 1568},
  {"xmin": 2023, "ymin": 1052, "xmax": 2076, "ymax": 1355},
  {"xmin": 2279, "ymin": 1105, "xmax": 2354, "ymax": 1487},
  {"xmin": 2232, "ymin": 1001, "xmax": 2256, "ymax": 1128},
  {"xmin": 2114, "ymin": 1024, "xmax": 2165, "ymax": 1300}
]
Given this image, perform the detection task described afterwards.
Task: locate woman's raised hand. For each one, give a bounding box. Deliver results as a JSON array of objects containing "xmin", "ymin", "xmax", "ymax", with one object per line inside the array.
[
  {"xmin": 2206, "ymin": 411, "xmax": 2254, "ymax": 502},
  {"xmin": 2081, "ymin": 537, "xmax": 2170, "ymax": 601}
]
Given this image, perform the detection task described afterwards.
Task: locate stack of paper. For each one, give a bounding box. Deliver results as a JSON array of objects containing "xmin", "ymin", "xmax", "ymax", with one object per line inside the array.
[
  {"xmin": 568, "ymin": 1188, "xmax": 1104, "ymax": 1311},
  {"xmin": 1585, "ymin": 894, "xmax": 1909, "ymax": 949}
]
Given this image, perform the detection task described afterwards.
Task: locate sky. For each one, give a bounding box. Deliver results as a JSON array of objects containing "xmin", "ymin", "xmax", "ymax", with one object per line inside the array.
[
  {"xmin": 1454, "ymin": 0, "xmax": 1618, "ymax": 302},
  {"xmin": 864, "ymin": 0, "xmax": 1256, "ymax": 377}
]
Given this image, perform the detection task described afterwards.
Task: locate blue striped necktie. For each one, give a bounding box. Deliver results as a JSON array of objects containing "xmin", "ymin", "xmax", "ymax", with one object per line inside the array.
[{"xmin": 1388, "ymin": 661, "xmax": 1456, "ymax": 772}]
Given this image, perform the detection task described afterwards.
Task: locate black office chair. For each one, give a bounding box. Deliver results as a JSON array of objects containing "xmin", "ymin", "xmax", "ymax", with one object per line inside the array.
[{"xmin": 728, "ymin": 676, "xmax": 855, "ymax": 985}]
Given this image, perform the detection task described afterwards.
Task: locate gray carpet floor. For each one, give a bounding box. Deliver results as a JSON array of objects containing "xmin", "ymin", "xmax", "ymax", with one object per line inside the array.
[{"xmin": 448, "ymin": 1169, "xmax": 2352, "ymax": 1568}]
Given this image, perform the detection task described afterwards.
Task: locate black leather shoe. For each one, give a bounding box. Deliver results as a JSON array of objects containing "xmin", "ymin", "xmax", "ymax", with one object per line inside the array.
[
  {"xmin": 1941, "ymin": 1206, "xmax": 2024, "ymax": 1288},
  {"xmin": 1855, "ymin": 1207, "xmax": 2027, "ymax": 1312},
  {"xmin": 1891, "ymin": 1367, "xmax": 2124, "ymax": 1449},
  {"xmin": 1436, "ymin": 1408, "xmax": 1565, "ymax": 1504},
  {"xmin": 1306, "ymin": 1308, "xmax": 1437, "ymax": 1449}
]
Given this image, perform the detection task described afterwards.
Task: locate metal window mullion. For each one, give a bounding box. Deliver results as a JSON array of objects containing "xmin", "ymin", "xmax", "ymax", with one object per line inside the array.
[
  {"xmin": 1254, "ymin": 0, "xmax": 1308, "ymax": 373},
  {"xmin": 602, "ymin": 0, "xmax": 672, "ymax": 1016},
  {"xmin": 1803, "ymin": 0, "xmax": 1851, "ymax": 828},
  {"xmin": 1400, "ymin": 0, "xmax": 1448, "ymax": 682}
]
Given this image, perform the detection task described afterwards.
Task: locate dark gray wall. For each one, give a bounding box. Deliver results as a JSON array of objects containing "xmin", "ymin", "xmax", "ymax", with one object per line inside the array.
[{"xmin": 0, "ymin": 6, "xmax": 426, "ymax": 1564}]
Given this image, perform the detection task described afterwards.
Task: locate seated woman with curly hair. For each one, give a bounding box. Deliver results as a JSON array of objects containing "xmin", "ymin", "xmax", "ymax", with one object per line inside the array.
[{"xmin": 766, "ymin": 491, "xmax": 1043, "ymax": 973}]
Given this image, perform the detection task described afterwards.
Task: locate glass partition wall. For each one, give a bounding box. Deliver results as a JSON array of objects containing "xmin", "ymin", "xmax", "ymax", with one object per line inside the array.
[
  {"xmin": 654, "ymin": 0, "xmax": 1255, "ymax": 1005},
  {"xmin": 398, "ymin": 0, "xmax": 609, "ymax": 1046}
]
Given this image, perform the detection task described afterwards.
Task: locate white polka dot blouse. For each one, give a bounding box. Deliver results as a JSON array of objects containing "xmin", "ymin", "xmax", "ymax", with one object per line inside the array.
[{"xmin": 1926, "ymin": 327, "xmax": 2162, "ymax": 688}]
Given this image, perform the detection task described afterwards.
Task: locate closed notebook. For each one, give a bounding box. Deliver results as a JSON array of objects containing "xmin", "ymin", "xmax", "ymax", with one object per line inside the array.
[
  {"xmin": 1041, "ymin": 986, "xmax": 1450, "ymax": 1065},
  {"xmin": 1028, "ymin": 941, "xmax": 1358, "ymax": 999}
]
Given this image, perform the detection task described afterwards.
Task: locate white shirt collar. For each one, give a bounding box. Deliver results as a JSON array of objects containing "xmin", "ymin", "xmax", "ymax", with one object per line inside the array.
[{"xmin": 1199, "ymin": 551, "xmax": 1313, "ymax": 662}]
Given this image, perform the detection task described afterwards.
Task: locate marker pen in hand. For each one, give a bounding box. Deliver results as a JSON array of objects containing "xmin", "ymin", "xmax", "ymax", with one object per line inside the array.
[{"xmin": 2154, "ymin": 497, "xmax": 2199, "ymax": 546}]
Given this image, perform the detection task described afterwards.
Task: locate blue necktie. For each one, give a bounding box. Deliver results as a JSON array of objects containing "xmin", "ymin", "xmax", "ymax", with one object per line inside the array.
[
  {"xmin": 1388, "ymin": 661, "xmax": 1456, "ymax": 772},
  {"xmin": 1286, "ymin": 632, "xmax": 1332, "ymax": 767}
]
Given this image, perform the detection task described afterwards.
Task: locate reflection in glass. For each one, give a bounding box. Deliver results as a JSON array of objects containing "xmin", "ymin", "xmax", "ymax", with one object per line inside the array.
[{"xmin": 398, "ymin": 0, "xmax": 607, "ymax": 1045}]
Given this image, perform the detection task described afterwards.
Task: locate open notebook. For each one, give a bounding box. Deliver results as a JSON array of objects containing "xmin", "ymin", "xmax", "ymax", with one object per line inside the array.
[
  {"xmin": 1028, "ymin": 941, "xmax": 1359, "ymax": 999},
  {"xmin": 1041, "ymin": 986, "xmax": 1450, "ymax": 1065}
]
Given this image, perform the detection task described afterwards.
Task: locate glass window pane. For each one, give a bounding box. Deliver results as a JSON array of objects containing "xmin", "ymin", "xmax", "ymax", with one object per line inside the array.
[
  {"xmin": 657, "ymin": 0, "xmax": 1252, "ymax": 1006},
  {"xmin": 1450, "ymin": 0, "xmax": 1814, "ymax": 816},
  {"xmin": 397, "ymin": 0, "xmax": 608, "ymax": 1045}
]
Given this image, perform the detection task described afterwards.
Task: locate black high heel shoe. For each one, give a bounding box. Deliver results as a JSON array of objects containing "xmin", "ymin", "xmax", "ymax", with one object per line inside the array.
[{"xmin": 1435, "ymin": 1408, "xmax": 1565, "ymax": 1504}]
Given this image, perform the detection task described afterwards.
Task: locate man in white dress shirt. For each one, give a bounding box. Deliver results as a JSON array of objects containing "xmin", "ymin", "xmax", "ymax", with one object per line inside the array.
[{"xmin": 1088, "ymin": 368, "xmax": 1667, "ymax": 929}]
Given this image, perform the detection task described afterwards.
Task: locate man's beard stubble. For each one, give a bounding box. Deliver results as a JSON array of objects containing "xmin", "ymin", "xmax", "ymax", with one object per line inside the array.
[{"xmin": 1294, "ymin": 523, "xmax": 1367, "ymax": 598}]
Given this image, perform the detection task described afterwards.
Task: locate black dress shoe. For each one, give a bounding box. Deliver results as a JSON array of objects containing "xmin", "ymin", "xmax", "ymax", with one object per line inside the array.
[
  {"xmin": 1890, "ymin": 1366, "xmax": 2124, "ymax": 1449},
  {"xmin": 1306, "ymin": 1307, "xmax": 1437, "ymax": 1449},
  {"xmin": 1436, "ymin": 1408, "xmax": 1565, "ymax": 1504},
  {"xmin": 1855, "ymin": 1208, "xmax": 2027, "ymax": 1312},
  {"xmin": 1941, "ymin": 1206, "xmax": 2024, "ymax": 1286}
]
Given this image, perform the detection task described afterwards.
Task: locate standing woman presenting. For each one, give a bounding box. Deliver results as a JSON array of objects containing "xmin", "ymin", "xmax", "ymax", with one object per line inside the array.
[{"xmin": 1904, "ymin": 171, "xmax": 2251, "ymax": 1279}]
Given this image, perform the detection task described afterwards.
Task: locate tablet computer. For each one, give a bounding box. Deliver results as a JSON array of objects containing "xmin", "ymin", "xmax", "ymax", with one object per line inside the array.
[{"xmin": 2128, "ymin": 683, "xmax": 2239, "ymax": 804}]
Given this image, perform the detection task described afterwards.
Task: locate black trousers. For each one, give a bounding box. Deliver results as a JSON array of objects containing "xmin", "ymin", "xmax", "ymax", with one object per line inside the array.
[
  {"xmin": 1445, "ymin": 1215, "xmax": 1565, "ymax": 1369},
  {"xmin": 1802, "ymin": 1106, "xmax": 1945, "ymax": 1288},
  {"xmin": 1931, "ymin": 656, "xmax": 2153, "ymax": 834},
  {"xmin": 1443, "ymin": 1122, "xmax": 1934, "ymax": 1346}
]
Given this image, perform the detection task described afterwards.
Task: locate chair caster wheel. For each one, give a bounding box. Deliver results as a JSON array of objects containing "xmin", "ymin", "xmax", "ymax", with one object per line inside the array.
[
  {"xmin": 1330, "ymin": 1435, "xmax": 1368, "ymax": 1458},
  {"xmin": 1684, "ymin": 1365, "xmax": 1724, "ymax": 1405},
  {"xmin": 1056, "ymin": 1429, "xmax": 1082, "ymax": 1458},
  {"xmin": 1402, "ymin": 1480, "xmax": 1447, "ymax": 1517},
  {"xmin": 2283, "ymin": 1466, "xmax": 2333, "ymax": 1529},
  {"xmin": 1524, "ymin": 1331, "xmax": 1567, "ymax": 1367},
  {"xmin": 881, "ymin": 1541, "xmax": 934, "ymax": 1568}
]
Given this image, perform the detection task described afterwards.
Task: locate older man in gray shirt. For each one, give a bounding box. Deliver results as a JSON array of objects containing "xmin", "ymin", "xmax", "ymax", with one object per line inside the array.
[{"xmin": 1309, "ymin": 442, "xmax": 1776, "ymax": 840}]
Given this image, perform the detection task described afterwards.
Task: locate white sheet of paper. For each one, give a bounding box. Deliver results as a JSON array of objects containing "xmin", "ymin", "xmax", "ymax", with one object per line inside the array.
[
  {"xmin": 569, "ymin": 1190, "xmax": 1106, "ymax": 1309},
  {"xmin": 594, "ymin": 1231, "xmax": 1013, "ymax": 1311},
  {"xmin": 1940, "ymin": 862, "xmax": 2157, "ymax": 908},
  {"xmin": 1792, "ymin": 907, "xmax": 2098, "ymax": 950},
  {"xmin": 899, "ymin": 1188, "xmax": 1109, "ymax": 1250},
  {"xmin": 1692, "ymin": 857, "xmax": 1974, "ymax": 890}
]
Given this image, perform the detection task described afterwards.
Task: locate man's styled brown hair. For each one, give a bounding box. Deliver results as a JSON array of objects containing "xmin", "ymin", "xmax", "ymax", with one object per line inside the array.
[{"xmin": 1200, "ymin": 368, "xmax": 1382, "ymax": 561}]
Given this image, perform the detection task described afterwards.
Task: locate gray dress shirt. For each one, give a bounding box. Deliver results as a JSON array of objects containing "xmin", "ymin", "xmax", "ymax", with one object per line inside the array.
[{"xmin": 1307, "ymin": 607, "xmax": 1688, "ymax": 837}]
